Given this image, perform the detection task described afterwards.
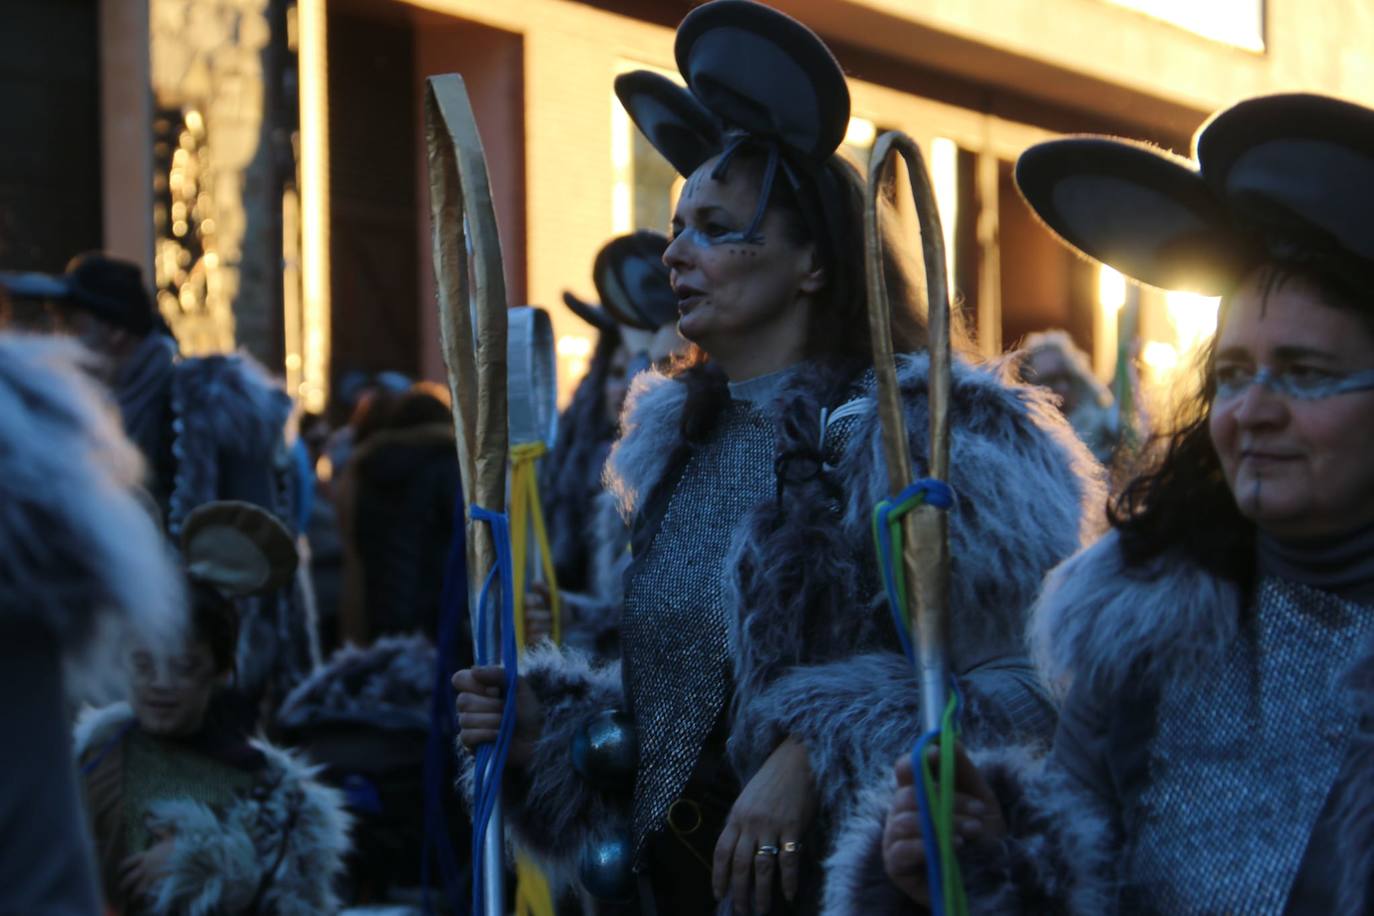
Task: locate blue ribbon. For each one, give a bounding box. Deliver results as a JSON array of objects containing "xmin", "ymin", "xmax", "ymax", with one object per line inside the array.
[
  {"xmin": 422, "ymin": 493, "xmax": 471, "ymax": 913},
  {"xmin": 468, "ymin": 505, "xmax": 520, "ymax": 916},
  {"xmin": 873, "ymin": 478, "xmax": 953, "ymax": 663}
]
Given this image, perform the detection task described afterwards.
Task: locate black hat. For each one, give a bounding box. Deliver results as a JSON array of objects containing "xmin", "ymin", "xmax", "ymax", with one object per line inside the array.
[
  {"xmin": 561, "ymin": 233, "xmax": 677, "ymax": 334},
  {"xmin": 615, "ymin": 1, "xmax": 851, "ymax": 239},
  {"xmin": 1015, "ymin": 93, "xmax": 1374, "ymax": 296},
  {"xmin": 613, "ymin": 71, "xmax": 722, "ymax": 178},
  {"xmin": 64, "ymin": 253, "xmax": 158, "ymax": 336},
  {"xmin": 674, "ymin": 0, "xmax": 849, "ymax": 164},
  {"xmin": 562, "ymin": 291, "xmax": 618, "ymax": 335},
  {"xmin": 593, "ymin": 232, "xmax": 677, "ymax": 331}
]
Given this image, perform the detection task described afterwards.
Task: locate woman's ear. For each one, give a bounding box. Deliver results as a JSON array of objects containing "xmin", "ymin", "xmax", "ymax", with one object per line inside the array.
[{"xmin": 798, "ymin": 245, "xmax": 826, "ymax": 295}]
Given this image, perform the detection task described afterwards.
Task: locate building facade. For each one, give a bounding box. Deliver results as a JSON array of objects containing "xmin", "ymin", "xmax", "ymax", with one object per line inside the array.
[{"xmin": 7, "ymin": 0, "xmax": 1374, "ymax": 409}]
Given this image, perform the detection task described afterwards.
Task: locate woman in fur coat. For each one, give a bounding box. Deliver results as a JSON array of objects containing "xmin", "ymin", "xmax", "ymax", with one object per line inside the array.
[
  {"xmin": 855, "ymin": 94, "xmax": 1374, "ymax": 914},
  {"xmin": 454, "ymin": 3, "xmax": 1099, "ymax": 913},
  {"xmin": 77, "ymin": 502, "xmax": 350, "ymax": 915}
]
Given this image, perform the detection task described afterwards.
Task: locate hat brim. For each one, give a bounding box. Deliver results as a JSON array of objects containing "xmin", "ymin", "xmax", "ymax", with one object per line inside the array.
[
  {"xmin": 1015, "ymin": 137, "xmax": 1251, "ymax": 295},
  {"xmin": 675, "ymin": 0, "xmax": 849, "ymax": 163},
  {"xmin": 1198, "ymin": 92, "xmax": 1374, "ymax": 270},
  {"xmin": 182, "ymin": 500, "xmax": 298, "ymax": 598},
  {"xmin": 562, "ymin": 291, "xmax": 618, "ymax": 334},
  {"xmin": 615, "ymin": 71, "xmax": 722, "ymax": 178},
  {"xmin": 593, "ymin": 231, "xmax": 677, "ymax": 331},
  {"xmin": 0, "ymin": 271, "xmax": 71, "ymax": 300}
]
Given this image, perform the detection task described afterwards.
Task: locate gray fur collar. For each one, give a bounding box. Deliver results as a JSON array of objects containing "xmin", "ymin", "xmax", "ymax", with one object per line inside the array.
[
  {"xmin": 1029, "ymin": 529, "xmax": 1243, "ymax": 697},
  {"xmin": 1031, "ymin": 531, "xmax": 1374, "ymax": 912},
  {"xmin": 602, "ymin": 367, "xmax": 689, "ymax": 522},
  {"xmin": 605, "ymin": 354, "xmax": 1105, "ymax": 673}
]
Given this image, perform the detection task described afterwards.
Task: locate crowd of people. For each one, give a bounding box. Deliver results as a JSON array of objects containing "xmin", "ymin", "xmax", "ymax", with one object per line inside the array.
[{"xmin": 3, "ymin": 1, "xmax": 1373, "ymax": 914}]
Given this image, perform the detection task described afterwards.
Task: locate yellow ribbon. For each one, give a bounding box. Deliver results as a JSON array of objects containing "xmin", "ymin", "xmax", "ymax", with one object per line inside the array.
[{"xmin": 509, "ymin": 440, "xmax": 560, "ymax": 916}]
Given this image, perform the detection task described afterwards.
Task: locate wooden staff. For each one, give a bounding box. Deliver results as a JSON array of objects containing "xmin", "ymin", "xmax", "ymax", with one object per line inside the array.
[
  {"xmin": 864, "ymin": 132, "xmax": 953, "ymax": 735},
  {"xmin": 425, "ymin": 73, "xmax": 509, "ymax": 916}
]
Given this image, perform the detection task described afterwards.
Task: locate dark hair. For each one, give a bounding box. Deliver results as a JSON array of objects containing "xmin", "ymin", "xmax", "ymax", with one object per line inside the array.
[
  {"xmin": 387, "ymin": 383, "xmax": 453, "ymax": 430},
  {"xmin": 673, "ymin": 140, "xmax": 952, "ymax": 441},
  {"xmin": 189, "ymin": 580, "xmax": 240, "ymax": 675},
  {"xmin": 1109, "ymin": 260, "xmax": 1374, "ymax": 585}
]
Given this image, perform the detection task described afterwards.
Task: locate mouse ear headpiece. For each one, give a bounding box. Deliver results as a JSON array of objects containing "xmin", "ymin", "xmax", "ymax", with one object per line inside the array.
[
  {"xmin": 180, "ymin": 501, "xmax": 298, "ymax": 599},
  {"xmin": 593, "ymin": 231, "xmax": 677, "ymax": 331},
  {"xmin": 619, "ymin": 1, "xmax": 852, "ymax": 241},
  {"xmin": 1015, "ymin": 138, "xmax": 1249, "ymax": 295},
  {"xmin": 613, "ymin": 71, "xmax": 723, "ymax": 178},
  {"xmin": 562, "ymin": 291, "xmax": 618, "ymax": 335},
  {"xmin": 1197, "ymin": 92, "xmax": 1374, "ymax": 289},
  {"xmin": 674, "ymin": 0, "xmax": 849, "ymax": 165},
  {"xmin": 1016, "ymin": 93, "xmax": 1374, "ymax": 297}
]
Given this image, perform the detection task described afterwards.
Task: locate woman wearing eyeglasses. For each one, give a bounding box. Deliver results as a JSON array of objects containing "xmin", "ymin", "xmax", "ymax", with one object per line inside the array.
[{"xmin": 839, "ymin": 94, "xmax": 1374, "ymax": 914}]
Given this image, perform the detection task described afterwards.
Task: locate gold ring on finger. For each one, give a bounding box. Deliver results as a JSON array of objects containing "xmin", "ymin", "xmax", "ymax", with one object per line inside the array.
[{"xmin": 782, "ymin": 841, "xmax": 802, "ymax": 854}]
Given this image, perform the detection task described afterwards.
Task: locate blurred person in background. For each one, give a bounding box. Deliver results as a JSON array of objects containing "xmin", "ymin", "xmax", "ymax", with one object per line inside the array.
[
  {"xmin": 0, "ymin": 254, "xmax": 318, "ymax": 718},
  {"xmin": 76, "ymin": 501, "xmax": 349, "ymax": 915},
  {"xmin": 0, "ymin": 332, "xmax": 181, "ymax": 914},
  {"xmin": 1018, "ymin": 329, "xmax": 1145, "ymax": 467}
]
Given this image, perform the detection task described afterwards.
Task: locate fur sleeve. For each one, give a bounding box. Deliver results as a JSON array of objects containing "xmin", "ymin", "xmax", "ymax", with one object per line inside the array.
[
  {"xmin": 820, "ymin": 744, "xmax": 1114, "ymax": 916},
  {"xmin": 145, "ymin": 798, "xmax": 263, "ymax": 916},
  {"xmin": 457, "ymin": 644, "xmax": 628, "ymax": 886},
  {"xmin": 252, "ymin": 744, "xmax": 353, "ymax": 915},
  {"xmin": 728, "ymin": 652, "xmax": 1055, "ymax": 820},
  {"xmin": 838, "ymin": 355, "xmax": 1105, "ymax": 672},
  {"xmin": 821, "ymin": 780, "xmax": 919, "ymax": 915},
  {"xmin": 959, "ymin": 744, "xmax": 1116, "ymax": 914}
]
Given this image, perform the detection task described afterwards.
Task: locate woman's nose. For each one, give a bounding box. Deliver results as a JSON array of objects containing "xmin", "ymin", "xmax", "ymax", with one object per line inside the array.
[
  {"xmin": 1231, "ymin": 377, "xmax": 1288, "ymax": 428},
  {"xmin": 663, "ymin": 231, "xmax": 692, "ymax": 271}
]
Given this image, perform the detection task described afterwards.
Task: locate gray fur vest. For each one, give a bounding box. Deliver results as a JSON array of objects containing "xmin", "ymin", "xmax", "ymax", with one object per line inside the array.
[
  {"xmin": 826, "ymin": 530, "xmax": 1374, "ymax": 914},
  {"xmin": 475, "ymin": 353, "xmax": 1104, "ymax": 890},
  {"xmin": 75, "ymin": 703, "xmax": 351, "ymax": 915}
]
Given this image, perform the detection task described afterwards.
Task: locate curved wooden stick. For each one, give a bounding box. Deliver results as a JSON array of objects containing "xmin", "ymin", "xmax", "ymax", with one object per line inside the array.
[
  {"xmin": 425, "ymin": 73, "xmax": 509, "ymax": 916},
  {"xmin": 864, "ymin": 131, "xmax": 952, "ymax": 735}
]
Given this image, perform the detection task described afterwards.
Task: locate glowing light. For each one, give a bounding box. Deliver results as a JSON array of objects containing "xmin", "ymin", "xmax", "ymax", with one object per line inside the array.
[
  {"xmin": 931, "ymin": 137, "xmax": 959, "ymax": 290},
  {"xmin": 845, "ymin": 117, "xmax": 876, "ymax": 150},
  {"xmin": 1165, "ymin": 291, "xmax": 1220, "ymax": 354},
  {"xmin": 185, "ymin": 109, "xmax": 204, "ymax": 135},
  {"xmin": 298, "ymin": 0, "xmax": 331, "ymax": 414},
  {"xmin": 1141, "ymin": 340, "xmax": 1179, "ymax": 373},
  {"xmin": 1105, "ymin": 0, "xmax": 1264, "ymax": 51},
  {"xmin": 1097, "ymin": 266, "xmax": 1127, "ymax": 312},
  {"xmin": 557, "ymin": 335, "xmax": 593, "ymax": 359}
]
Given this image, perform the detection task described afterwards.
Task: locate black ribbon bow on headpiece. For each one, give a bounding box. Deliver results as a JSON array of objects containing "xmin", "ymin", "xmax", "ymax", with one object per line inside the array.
[
  {"xmin": 614, "ymin": 0, "xmax": 854, "ymax": 295},
  {"xmin": 1015, "ymin": 93, "xmax": 1374, "ymax": 297}
]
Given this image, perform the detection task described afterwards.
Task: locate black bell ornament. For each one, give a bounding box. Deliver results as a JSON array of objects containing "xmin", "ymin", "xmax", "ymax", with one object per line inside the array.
[
  {"xmin": 578, "ymin": 832, "xmax": 635, "ymax": 902},
  {"xmin": 571, "ymin": 708, "xmax": 639, "ymax": 787}
]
